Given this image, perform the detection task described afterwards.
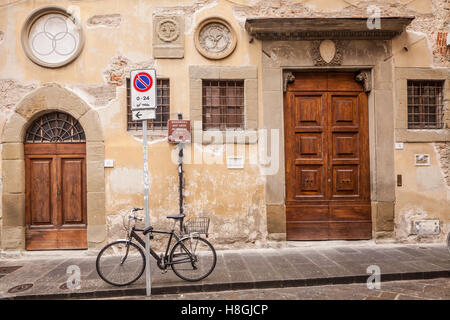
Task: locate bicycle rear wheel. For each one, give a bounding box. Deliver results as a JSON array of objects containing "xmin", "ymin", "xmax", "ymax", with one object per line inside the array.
[
  {"xmin": 170, "ymin": 236, "xmax": 216, "ymax": 282},
  {"xmin": 96, "ymin": 240, "xmax": 145, "ymax": 286}
]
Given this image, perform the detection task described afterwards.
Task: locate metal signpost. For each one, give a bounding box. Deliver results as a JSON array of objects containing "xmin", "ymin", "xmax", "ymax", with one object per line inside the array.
[{"xmin": 130, "ymin": 69, "xmax": 157, "ymax": 297}]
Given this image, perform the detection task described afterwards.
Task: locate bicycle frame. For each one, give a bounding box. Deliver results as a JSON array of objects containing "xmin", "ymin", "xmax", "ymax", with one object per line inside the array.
[{"xmin": 126, "ymin": 224, "xmax": 196, "ymax": 269}]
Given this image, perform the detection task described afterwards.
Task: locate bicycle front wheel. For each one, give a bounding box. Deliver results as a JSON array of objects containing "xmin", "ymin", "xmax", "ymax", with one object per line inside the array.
[
  {"xmin": 96, "ymin": 240, "xmax": 145, "ymax": 286},
  {"xmin": 170, "ymin": 236, "xmax": 216, "ymax": 282}
]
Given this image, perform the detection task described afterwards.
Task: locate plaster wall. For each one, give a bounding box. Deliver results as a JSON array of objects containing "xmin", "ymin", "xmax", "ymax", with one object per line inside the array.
[{"xmin": 0, "ymin": 0, "xmax": 448, "ymax": 250}]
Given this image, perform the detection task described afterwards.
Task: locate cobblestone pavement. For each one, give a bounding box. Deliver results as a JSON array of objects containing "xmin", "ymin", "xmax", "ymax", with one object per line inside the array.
[
  {"xmin": 1, "ymin": 243, "xmax": 449, "ymax": 299},
  {"xmin": 103, "ymin": 278, "xmax": 450, "ymax": 300}
]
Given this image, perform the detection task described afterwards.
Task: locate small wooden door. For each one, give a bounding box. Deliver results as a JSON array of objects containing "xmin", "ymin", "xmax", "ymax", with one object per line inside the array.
[
  {"xmin": 24, "ymin": 112, "xmax": 87, "ymax": 250},
  {"xmin": 284, "ymin": 72, "xmax": 371, "ymax": 240}
]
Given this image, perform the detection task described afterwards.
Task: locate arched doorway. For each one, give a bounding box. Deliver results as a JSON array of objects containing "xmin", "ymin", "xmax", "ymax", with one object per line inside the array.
[{"xmin": 24, "ymin": 112, "xmax": 87, "ymax": 250}]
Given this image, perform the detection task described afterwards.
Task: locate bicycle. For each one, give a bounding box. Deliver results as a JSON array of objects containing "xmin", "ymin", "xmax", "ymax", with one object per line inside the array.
[{"xmin": 96, "ymin": 208, "xmax": 216, "ymax": 286}]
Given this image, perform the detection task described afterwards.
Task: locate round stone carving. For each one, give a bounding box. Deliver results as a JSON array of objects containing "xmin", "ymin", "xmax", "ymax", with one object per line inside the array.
[
  {"xmin": 21, "ymin": 6, "xmax": 84, "ymax": 68},
  {"xmin": 194, "ymin": 18, "xmax": 237, "ymax": 60},
  {"xmin": 157, "ymin": 18, "xmax": 179, "ymax": 42}
]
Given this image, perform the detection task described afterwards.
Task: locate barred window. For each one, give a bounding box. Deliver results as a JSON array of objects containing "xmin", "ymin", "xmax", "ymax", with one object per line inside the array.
[
  {"xmin": 202, "ymin": 80, "xmax": 244, "ymax": 130},
  {"xmin": 407, "ymin": 80, "xmax": 444, "ymax": 129},
  {"xmin": 126, "ymin": 78, "xmax": 170, "ymax": 130}
]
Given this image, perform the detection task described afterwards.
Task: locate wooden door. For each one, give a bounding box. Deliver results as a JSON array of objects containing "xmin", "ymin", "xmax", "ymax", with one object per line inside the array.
[
  {"xmin": 284, "ymin": 72, "xmax": 371, "ymax": 240},
  {"xmin": 24, "ymin": 112, "xmax": 87, "ymax": 250}
]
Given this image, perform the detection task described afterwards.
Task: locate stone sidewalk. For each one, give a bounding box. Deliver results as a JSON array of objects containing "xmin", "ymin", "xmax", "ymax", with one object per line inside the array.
[{"xmin": 0, "ymin": 243, "xmax": 449, "ymax": 299}]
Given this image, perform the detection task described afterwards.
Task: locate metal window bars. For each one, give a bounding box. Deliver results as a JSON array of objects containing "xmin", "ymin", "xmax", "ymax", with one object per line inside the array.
[
  {"xmin": 25, "ymin": 112, "xmax": 86, "ymax": 143},
  {"xmin": 407, "ymin": 80, "xmax": 444, "ymax": 129},
  {"xmin": 202, "ymin": 80, "xmax": 244, "ymax": 130},
  {"xmin": 127, "ymin": 78, "xmax": 170, "ymax": 130}
]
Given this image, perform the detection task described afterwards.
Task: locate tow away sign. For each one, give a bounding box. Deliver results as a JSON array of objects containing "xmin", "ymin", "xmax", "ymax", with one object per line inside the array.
[{"xmin": 130, "ymin": 69, "xmax": 157, "ymax": 112}]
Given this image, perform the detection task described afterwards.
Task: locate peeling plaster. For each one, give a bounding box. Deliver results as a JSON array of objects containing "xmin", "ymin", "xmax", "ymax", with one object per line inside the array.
[
  {"xmin": 87, "ymin": 14, "xmax": 122, "ymax": 28},
  {"xmin": 102, "ymin": 54, "xmax": 155, "ymax": 86},
  {"xmin": 70, "ymin": 84, "xmax": 117, "ymax": 107}
]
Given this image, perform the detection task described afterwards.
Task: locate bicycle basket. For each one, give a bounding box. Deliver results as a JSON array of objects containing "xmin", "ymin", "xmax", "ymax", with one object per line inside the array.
[{"xmin": 183, "ymin": 217, "xmax": 210, "ymax": 235}]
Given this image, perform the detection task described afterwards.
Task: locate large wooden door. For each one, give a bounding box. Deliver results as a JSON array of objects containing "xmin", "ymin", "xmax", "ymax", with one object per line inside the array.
[
  {"xmin": 284, "ymin": 72, "xmax": 371, "ymax": 240},
  {"xmin": 24, "ymin": 112, "xmax": 87, "ymax": 250}
]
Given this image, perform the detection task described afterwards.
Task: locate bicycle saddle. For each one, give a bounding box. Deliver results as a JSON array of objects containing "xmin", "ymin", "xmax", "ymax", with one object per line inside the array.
[{"xmin": 166, "ymin": 214, "xmax": 185, "ymax": 220}]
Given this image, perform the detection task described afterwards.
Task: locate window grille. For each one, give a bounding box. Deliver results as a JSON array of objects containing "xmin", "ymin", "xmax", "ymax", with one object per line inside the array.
[
  {"xmin": 126, "ymin": 78, "xmax": 170, "ymax": 130},
  {"xmin": 25, "ymin": 112, "xmax": 85, "ymax": 143},
  {"xmin": 202, "ymin": 80, "xmax": 244, "ymax": 130},
  {"xmin": 407, "ymin": 80, "xmax": 444, "ymax": 129}
]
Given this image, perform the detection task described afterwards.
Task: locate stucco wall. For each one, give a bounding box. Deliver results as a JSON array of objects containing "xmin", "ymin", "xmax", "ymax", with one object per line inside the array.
[{"xmin": 0, "ymin": 0, "xmax": 448, "ymax": 250}]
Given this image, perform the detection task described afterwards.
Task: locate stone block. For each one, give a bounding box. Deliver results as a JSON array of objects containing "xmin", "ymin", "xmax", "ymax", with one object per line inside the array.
[
  {"xmin": 262, "ymin": 68, "xmax": 282, "ymax": 91},
  {"xmin": 244, "ymin": 79, "xmax": 258, "ymax": 101},
  {"xmin": 87, "ymin": 224, "xmax": 107, "ymax": 249},
  {"xmin": 87, "ymin": 192, "xmax": 105, "ymax": 225},
  {"xmin": 2, "ymin": 193, "xmax": 25, "ymax": 227},
  {"xmin": 153, "ymin": 15, "xmax": 184, "ymax": 59},
  {"xmin": 266, "ymin": 204, "xmax": 286, "ymax": 233},
  {"xmin": 219, "ymin": 66, "xmax": 257, "ymax": 79},
  {"xmin": 189, "ymin": 66, "xmax": 220, "ymax": 79},
  {"xmin": 86, "ymin": 142, "xmax": 105, "ymax": 162},
  {"xmin": 1, "ymin": 226, "xmax": 25, "ymax": 250},
  {"xmin": 79, "ymin": 109, "xmax": 104, "ymax": 142},
  {"xmin": 375, "ymin": 201, "xmax": 395, "ymax": 232},
  {"xmin": 2, "ymin": 160, "xmax": 25, "ymax": 193},
  {"xmin": 2, "ymin": 143, "xmax": 24, "ymax": 160},
  {"xmin": 87, "ymin": 160, "xmax": 105, "ymax": 193},
  {"xmin": 1, "ymin": 112, "xmax": 27, "ymax": 143}
]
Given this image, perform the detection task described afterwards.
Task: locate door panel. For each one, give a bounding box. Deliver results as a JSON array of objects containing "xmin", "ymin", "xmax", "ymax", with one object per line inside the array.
[
  {"xmin": 285, "ymin": 72, "xmax": 371, "ymax": 240},
  {"xmin": 61, "ymin": 158, "xmax": 85, "ymax": 225},
  {"xmin": 25, "ymin": 143, "xmax": 87, "ymax": 250},
  {"xmin": 28, "ymin": 158, "xmax": 54, "ymax": 226}
]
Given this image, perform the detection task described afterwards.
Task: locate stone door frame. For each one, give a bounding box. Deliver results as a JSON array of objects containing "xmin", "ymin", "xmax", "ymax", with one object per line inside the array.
[
  {"xmin": 262, "ymin": 40, "xmax": 397, "ymax": 240},
  {"xmin": 1, "ymin": 83, "xmax": 106, "ymax": 250}
]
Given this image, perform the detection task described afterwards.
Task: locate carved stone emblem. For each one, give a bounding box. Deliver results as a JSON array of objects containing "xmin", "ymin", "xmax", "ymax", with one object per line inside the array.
[
  {"xmin": 319, "ymin": 40, "xmax": 336, "ymax": 63},
  {"xmin": 194, "ymin": 18, "xmax": 237, "ymax": 60},
  {"xmin": 152, "ymin": 15, "xmax": 184, "ymax": 59},
  {"xmin": 310, "ymin": 40, "xmax": 344, "ymax": 66},
  {"xmin": 157, "ymin": 18, "xmax": 179, "ymax": 42}
]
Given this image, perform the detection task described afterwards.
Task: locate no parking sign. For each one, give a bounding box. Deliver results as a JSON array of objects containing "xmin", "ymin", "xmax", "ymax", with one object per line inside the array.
[{"xmin": 130, "ymin": 69, "xmax": 157, "ymax": 120}]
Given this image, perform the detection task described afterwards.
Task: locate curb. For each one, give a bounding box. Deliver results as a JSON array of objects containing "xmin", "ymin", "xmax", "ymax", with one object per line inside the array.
[{"xmin": 2, "ymin": 269, "xmax": 449, "ymax": 300}]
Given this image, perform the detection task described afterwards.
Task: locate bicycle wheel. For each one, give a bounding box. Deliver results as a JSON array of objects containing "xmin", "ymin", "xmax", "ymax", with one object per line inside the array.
[
  {"xmin": 96, "ymin": 240, "xmax": 145, "ymax": 286},
  {"xmin": 170, "ymin": 236, "xmax": 216, "ymax": 282}
]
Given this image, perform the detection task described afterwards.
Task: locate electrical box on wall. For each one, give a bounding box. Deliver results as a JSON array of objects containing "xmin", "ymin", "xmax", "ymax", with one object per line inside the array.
[
  {"xmin": 414, "ymin": 154, "xmax": 430, "ymax": 166},
  {"xmin": 413, "ymin": 220, "xmax": 440, "ymax": 235}
]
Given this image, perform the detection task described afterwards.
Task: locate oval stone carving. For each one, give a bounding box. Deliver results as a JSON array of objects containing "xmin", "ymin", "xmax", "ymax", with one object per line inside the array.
[{"xmin": 319, "ymin": 40, "xmax": 336, "ymax": 64}]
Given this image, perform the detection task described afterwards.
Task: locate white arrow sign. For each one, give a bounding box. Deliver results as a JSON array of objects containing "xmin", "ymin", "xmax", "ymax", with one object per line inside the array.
[{"xmin": 132, "ymin": 109, "xmax": 156, "ymax": 121}]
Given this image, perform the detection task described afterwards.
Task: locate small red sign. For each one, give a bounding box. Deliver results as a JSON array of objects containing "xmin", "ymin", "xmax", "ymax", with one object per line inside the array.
[{"xmin": 168, "ymin": 120, "xmax": 191, "ymax": 143}]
